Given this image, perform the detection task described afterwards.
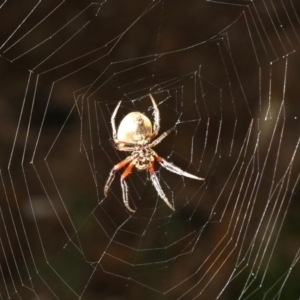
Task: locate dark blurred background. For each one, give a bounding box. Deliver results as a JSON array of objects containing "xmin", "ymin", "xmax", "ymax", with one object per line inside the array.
[{"xmin": 0, "ymin": 0, "xmax": 300, "ymax": 299}]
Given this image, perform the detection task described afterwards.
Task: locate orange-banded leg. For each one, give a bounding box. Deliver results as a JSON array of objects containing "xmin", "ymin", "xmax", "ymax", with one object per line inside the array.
[
  {"xmin": 120, "ymin": 163, "xmax": 136, "ymax": 213},
  {"xmin": 148, "ymin": 161, "xmax": 175, "ymax": 211},
  {"xmin": 104, "ymin": 156, "xmax": 133, "ymax": 197}
]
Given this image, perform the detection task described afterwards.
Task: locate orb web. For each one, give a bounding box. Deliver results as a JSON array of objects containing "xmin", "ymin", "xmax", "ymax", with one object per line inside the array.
[{"xmin": 0, "ymin": 0, "xmax": 300, "ymax": 299}]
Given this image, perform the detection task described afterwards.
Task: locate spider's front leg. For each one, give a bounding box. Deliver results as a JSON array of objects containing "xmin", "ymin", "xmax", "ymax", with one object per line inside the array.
[
  {"xmin": 149, "ymin": 162, "xmax": 175, "ymax": 211},
  {"xmin": 156, "ymin": 156, "xmax": 204, "ymax": 181},
  {"xmin": 104, "ymin": 156, "xmax": 133, "ymax": 196},
  {"xmin": 152, "ymin": 151, "xmax": 205, "ymax": 180},
  {"xmin": 120, "ymin": 163, "xmax": 136, "ymax": 213}
]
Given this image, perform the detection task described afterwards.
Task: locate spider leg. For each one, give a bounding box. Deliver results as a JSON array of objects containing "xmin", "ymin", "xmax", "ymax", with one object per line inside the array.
[
  {"xmin": 148, "ymin": 128, "xmax": 174, "ymax": 148},
  {"xmin": 149, "ymin": 162, "xmax": 175, "ymax": 211},
  {"xmin": 111, "ymin": 100, "xmax": 122, "ymax": 143},
  {"xmin": 104, "ymin": 156, "xmax": 133, "ymax": 196},
  {"xmin": 114, "ymin": 144, "xmax": 135, "ymax": 152},
  {"xmin": 110, "ymin": 138, "xmax": 135, "ymax": 151},
  {"xmin": 149, "ymin": 94, "xmax": 160, "ymax": 137},
  {"xmin": 120, "ymin": 163, "xmax": 136, "ymax": 213},
  {"xmin": 104, "ymin": 168, "xmax": 116, "ymax": 197},
  {"xmin": 156, "ymin": 156, "xmax": 204, "ymax": 181}
]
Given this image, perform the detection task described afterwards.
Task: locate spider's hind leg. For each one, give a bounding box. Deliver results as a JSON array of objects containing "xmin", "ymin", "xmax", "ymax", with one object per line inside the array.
[
  {"xmin": 111, "ymin": 100, "xmax": 122, "ymax": 142},
  {"xmin": 149, "ymin": 94, "xmax": 160, "ymax": 137}
]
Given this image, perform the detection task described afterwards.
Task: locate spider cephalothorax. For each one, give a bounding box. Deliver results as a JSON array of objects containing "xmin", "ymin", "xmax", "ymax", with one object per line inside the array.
[
  {"xmin": 104, "ymin": 94, "xmax": 204, "ymax": 213},
  {"xmin": 130, "ymin": 145, "xmax": 155, "ymax": 170}
]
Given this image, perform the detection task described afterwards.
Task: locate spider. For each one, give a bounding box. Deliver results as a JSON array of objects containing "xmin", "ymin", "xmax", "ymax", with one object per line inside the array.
[{"xmin": 104, "ymin": 94, "xmax": 204, "ymax": 213}]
